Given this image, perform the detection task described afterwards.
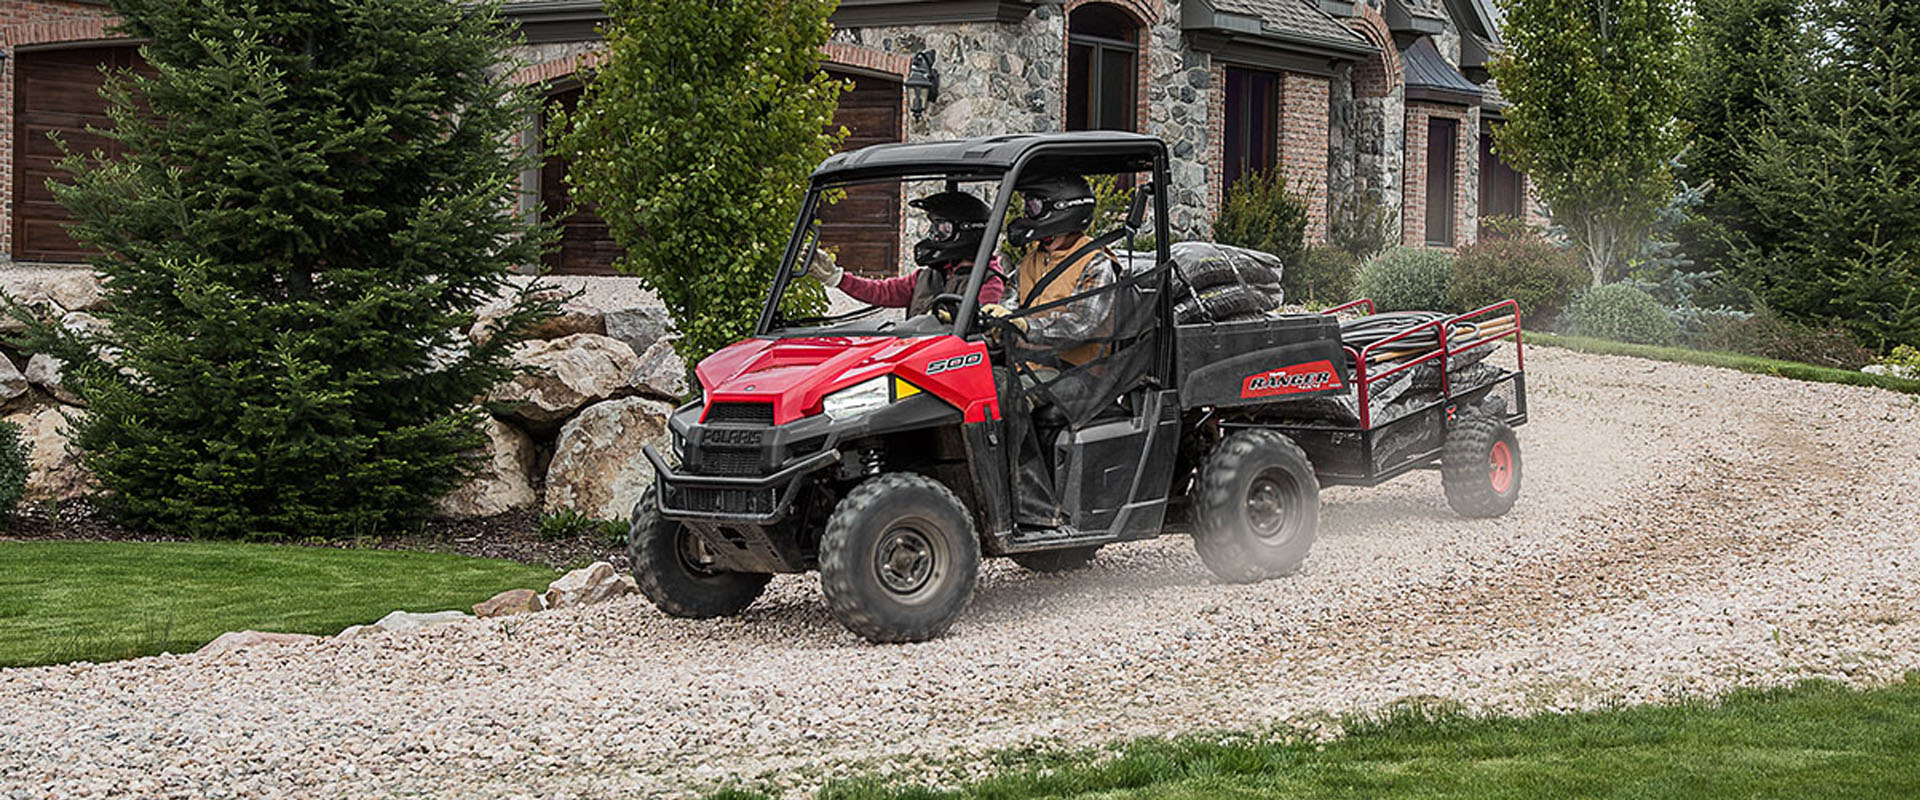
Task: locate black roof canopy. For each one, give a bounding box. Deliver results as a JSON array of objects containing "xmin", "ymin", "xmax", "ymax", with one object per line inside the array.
[{"xmin": 811, "ymin": 132, "xmax": 1166, "ymax": 185}]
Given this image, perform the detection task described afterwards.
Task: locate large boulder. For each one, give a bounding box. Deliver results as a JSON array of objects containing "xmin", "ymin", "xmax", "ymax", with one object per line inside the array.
[
  {"xmin": 471, "ymin": 292, "xmax": 606, "ymax": 345},
  {"xmin": 473, "ymin": 588, "xmax": 544, "ymax": 618},
  {"xmin": 434, "ymin": 416, "xmax": 539, "ymax": 519},
  {"xmin": 543, "ymin": 561, "xmax": 636, "ymax": 610},
  {"xmin": 603, "ymin": 305, "xmax": 674, "ymax": 356},
  {"xmin": 631, "ymin": 339, "xmax": 689, "ymax": 400},
  {"xmin": 484, "ymin": 334, "xmax": 640, "ymax": 433},
  {"xmin": 0, "ymin": 272, "xmax": 106, "ymax": 332},
  {"xmin": 5, "ymin": 404, "xmax": 94, "ymax": 502},
  {"xmin": 24, "ymin": 354, "xmax": 80, "ymax": 406},
  {"xmin": 544, "ymin": 396, "xmax": 673, "ymax": 519}
]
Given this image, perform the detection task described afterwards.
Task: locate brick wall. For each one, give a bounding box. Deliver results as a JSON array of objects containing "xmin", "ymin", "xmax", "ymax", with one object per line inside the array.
[
  {"xmin": 1401, "ymin": 100, "xmax": 1479, "ymax": 249},
  {"xmin": 1278, "ymin": 71, "xmax": 1329, "ymax": 242},
  {"xmin": 0, "ymin": 2, "xmax": 122, "ymax": 262}
]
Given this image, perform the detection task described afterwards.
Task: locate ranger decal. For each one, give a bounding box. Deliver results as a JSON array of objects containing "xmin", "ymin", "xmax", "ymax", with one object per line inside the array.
[{"xmin": 1241, "ymin": 360, "xmax": 1343, "ymax": 399}]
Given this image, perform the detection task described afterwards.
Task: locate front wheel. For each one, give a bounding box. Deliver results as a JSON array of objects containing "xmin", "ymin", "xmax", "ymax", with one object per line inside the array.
[
  {"xmin": 1442, "ymin": 415, "xmax": 1521, "ymax": 518},
  {"xmin": 819, "ymin": 472, "xmax": 981, "ymax": 643},
  {"xmin": 1193, "ymin": 429, "xmax": 1319, "ymax": 583},
  {"xmin": 629, "ymin": 487, "xmax": 771, "ymax": 618}
]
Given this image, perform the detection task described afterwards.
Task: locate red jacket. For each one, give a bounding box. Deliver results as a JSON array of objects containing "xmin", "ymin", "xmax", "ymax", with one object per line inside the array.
[{"xmin": 839, "ymin": 259, "xmax": 1005, "ymax": 310}]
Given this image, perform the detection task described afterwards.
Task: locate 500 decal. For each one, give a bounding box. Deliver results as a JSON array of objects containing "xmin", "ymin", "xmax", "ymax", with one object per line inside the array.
[
  {"xmin": 926, "ymin": 352, "xmax": 984, "ymax": 375},
  {"xmin": 1241, "ymin": 360, "xmax": 1343, "ymax": 399}
]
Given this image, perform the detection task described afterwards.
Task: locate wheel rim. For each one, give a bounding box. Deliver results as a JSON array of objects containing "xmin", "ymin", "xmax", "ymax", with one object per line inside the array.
[
  {"xmin": 676, "ymin": 530, "xmax": 723, "ymax": 577},
  {"xmin": 874, "ymin": 522, "xmax": 941, "ymax": 600},
  {"xmin": 1489, "ymin": 440, "xmax": 1515, "ymax": 495},
  {"xmin": 1245, "ymin": 467, "xmax": 1303, "ymax": 544}
]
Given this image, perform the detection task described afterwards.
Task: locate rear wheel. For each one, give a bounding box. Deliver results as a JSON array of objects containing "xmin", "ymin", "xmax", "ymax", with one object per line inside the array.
[
  {"xmin": 1193, "ymin": 430, "xmax": 1319, "ymax": 583},
  {"xmin": 819, "ymin": 473, "xmax": 981, "ymax": 643},
  {"xmin": 1442, "ymin": 415, "xmax": 1521, "ymax": 518},
  {"xmin": 629, "ymin": 487, "xmax": 772, "ymax": 618},
  {"xmin": 1010, "ymin": 545, "xmax": 1101, "ymax": 573}
]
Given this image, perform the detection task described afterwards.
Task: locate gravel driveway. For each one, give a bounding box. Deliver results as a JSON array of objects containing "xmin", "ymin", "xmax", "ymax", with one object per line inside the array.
[{"xmin": 4, "ymin": 346, "xmax": 1918, "ymax": 799}]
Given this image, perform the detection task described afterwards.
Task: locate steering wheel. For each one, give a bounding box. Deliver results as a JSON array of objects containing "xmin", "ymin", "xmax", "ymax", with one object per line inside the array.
[{"xmin": 927, "ymin": 293, "xmax": 966, "ymax": 324}]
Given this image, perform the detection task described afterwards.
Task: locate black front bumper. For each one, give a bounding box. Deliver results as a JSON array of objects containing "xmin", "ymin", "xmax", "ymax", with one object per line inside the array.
[{"xmin": 643, "ymin": 444, "xmax": 840, "ymax": 524}]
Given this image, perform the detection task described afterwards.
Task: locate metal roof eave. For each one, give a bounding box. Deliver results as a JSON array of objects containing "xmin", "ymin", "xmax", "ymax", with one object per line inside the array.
[{"xmin": 1181, "ymin": 0, "xmax": 1379, "ymax": 74}]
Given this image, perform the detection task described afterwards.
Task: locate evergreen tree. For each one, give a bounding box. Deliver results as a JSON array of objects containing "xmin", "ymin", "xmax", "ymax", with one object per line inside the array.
[
  {"xmin": 1678, "ymin": 0, "xmax": 1802, "ymax": 274},
  {"xmin": 549, "ymin": 0, "xmax": 844, "ymax": 366},
  {"xmin": 1733, "ymin": 0, "xmax": 1920, "ymax": 350},
  {"xmin": 34, "ymin": 0, "xmax": 554, "ymax": 539},
  {"xmin": 1489, "ymin": 0, "xmax": 1688, "ymax": 286}
]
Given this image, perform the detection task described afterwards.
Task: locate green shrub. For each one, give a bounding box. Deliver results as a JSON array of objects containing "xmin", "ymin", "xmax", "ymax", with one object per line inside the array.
[
  {"xmin": 1213, "ymin": 170, "xmax": 1308, "ymax": 269},
  {"xmin": 1354, "ymin": 247, "xmax": 1454, "ymax": 312},
  {"xmin": 0, "ymin": 420, "xmax": 27, "ymax": 526},
  {"xmin": 537, "ymin": 509, "xmax": 630, "ymax": 547},
  {"xmin": 1564, "ymin": 284, "xmax": 1680, "ymax": 345},
  {"xmin": 1329, "ymin": 191, "xmax": 1395, "ymax": 259},
  {"xmin": 1882, "ymin": 345, "xmax": 1920, "ymax": 371},
  {"xmin": 37, "ymin": 0, "xmax": 555, "ymax": 540},
  {"xmin": 1448, "ymin": 235, "xmax": 1587, "ymax": 324},
  {"xmin": 1287, "ymin": 246, "xmax": 1360, "ymax": 306},
  {"xmin": 1691, "ymin": 305, "xmax": 1874, "ymax": 369}
]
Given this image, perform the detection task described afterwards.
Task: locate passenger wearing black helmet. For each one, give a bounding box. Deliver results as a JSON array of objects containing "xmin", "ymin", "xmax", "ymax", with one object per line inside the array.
[{"xmin": 807, "ymin": 191, "xmax": 1006, "ymax": 316}]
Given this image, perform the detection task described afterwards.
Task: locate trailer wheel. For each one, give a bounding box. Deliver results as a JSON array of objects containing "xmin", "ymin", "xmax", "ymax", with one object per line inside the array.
[
  {"xmin": 819, "ymin": 472, "xmax": 981, "ymax": 643},
  {"xmin": 1193, "ymin": 430, "xmax": 1319, "ymax": 583},
  {"xmin": 1442, "ymin": 416, "xmax": 1522, "ymax": 518},
  {"xmin": 629, "ymin": 487, "xmax": 772, "ymax": 618},
  {"xmin": 1010, "ymin": 545, "xmax": 1101, "ymax": 573}
]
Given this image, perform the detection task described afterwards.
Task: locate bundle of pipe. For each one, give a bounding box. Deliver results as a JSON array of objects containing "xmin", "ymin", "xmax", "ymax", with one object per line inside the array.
[{"xmin": 1339, "ymin": 311, "xmax": 1519, "ymax": 366}]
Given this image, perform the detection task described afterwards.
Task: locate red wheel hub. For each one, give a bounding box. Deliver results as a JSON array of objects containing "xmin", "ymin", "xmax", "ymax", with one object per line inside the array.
[{"xmin": 1488, "ymin": 440, "xmax": 1514, "ymax": 495}]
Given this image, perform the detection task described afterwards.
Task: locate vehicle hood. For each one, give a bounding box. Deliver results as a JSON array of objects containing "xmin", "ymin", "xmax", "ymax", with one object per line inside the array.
[{"xmin": 696, "ymin": 335, "xmax": 950, "ymax": 425}]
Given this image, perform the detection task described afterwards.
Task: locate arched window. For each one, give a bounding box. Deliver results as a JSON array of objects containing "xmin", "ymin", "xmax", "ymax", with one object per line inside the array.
[{"xmin": 1066, "ymin": 5, "xmax": 1139, "ymax": 132}]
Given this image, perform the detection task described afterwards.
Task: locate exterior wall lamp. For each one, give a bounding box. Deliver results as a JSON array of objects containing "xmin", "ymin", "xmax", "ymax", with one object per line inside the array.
[{"xmin": 904, "ymin": 50, "xmax": 940, "ymax": 119}]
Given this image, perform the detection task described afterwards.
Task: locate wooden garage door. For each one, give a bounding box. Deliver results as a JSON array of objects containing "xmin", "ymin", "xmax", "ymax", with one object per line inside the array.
[
  {"xmin": 540, "ymin": 83, "xmax": 621, "ymax": 275},
  {"xmin": 13, "ymin": 45, "xmax": 147, "ymax": 264},
  {"xmin": 818, "ymin": 71, "xmax": 902, "ymax": 278}
]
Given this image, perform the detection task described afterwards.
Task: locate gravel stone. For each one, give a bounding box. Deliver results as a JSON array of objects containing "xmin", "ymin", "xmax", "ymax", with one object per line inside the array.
[{"xmin": 2, "ymin": 347, "xmax": 1917, "ymax": 798}]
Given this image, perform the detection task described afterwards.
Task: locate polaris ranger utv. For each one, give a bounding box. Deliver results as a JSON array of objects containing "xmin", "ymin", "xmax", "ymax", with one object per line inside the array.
[{"xmin": 632, "ymin": 132, "xmax": 1527, "ymax": 643}]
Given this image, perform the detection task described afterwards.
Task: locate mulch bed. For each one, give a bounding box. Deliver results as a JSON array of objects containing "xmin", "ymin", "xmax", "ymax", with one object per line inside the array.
[{"xmin": 1, "ymin": 501, "xmax": 625, "ymax": 573}]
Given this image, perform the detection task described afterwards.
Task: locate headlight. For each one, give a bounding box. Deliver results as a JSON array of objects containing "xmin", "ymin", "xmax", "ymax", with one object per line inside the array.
[{"xmin": 821, "ymin": 376, "xmax": 922, "ymax": 419}]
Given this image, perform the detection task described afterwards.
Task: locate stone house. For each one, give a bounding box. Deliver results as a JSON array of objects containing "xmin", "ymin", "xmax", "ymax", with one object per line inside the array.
[
  {"xmin": 0, "ymin": 0, "xmax": 1539, "ymax": 276},
  {"xmin": 501, "ymin": 0, "xmax": 1547, "ymax": 278}
]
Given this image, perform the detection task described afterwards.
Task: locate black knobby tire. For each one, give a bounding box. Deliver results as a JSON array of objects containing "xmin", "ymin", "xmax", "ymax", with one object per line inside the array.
[
  {"xmin": 628, "ymin": 487, "xmax": 772, "ymax": 618},
  {"xmin": 1010, "ymin": 545, "xmax": 1101, "ymax": 573},
  {"xmin": 1192, "ymin": 429, "xmax": 1319, "ymax": 583},
  {"xmin": 818, "ymin": 472, "xmax": 981, "ymax": 643},
  {"xmin": 1441, "ymin": 415, "xmax": 1522, "ymax": 518}
]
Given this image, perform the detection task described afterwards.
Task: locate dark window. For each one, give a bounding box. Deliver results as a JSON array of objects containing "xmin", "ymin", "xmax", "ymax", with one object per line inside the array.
[
  {"xmin": 1066, "ymin": 5, "xmax": 1138, "ymax": 132},
  {"xmin": 1425, "ymin": 117, "xmax": 1458, "ymax": 246},
  {"xmin": 1478, "ymin": 130, "xmax": 1524, "ymax": 225},
  {"xmin": 1223, "ymin": 67, "xmax": 1278, "ymax": 192}
]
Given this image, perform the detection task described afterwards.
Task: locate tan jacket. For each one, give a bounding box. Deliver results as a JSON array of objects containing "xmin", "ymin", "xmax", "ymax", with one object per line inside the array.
[{"xmin": 1016, "ymin": 233, "xmax": 1116, "ymax": 368}]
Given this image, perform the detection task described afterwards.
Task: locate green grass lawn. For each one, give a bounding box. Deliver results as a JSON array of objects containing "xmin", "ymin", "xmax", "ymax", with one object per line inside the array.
[
  {"xmin": 0, "ymin": 540, "xmax": 557, "ymax": 667},
  {"xmin": 1530, "ymin": 332, "xmax": 1920, "ymax": 395},
  {"xmin": 762, "ymin": 678, "xmax": 1920, "ymax": 800}
]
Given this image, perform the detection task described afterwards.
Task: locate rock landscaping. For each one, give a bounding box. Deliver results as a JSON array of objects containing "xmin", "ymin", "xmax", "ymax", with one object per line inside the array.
[
  {"xmin": 2, "ymin": 347, "xmax": 1917, "ymax": 798},
  {"xmin": 0, "ymin": 270, "xmax": 689, "ymax": 524}
]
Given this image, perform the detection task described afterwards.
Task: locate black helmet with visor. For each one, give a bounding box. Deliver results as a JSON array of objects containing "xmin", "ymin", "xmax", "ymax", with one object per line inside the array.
[
  {"xmin": 909, "ymin": 191, "xmax": 991, "ymax": 268},
  {"xmin": 1006, "ymin": 173, "xmax": 1095, "ymax": 247}
]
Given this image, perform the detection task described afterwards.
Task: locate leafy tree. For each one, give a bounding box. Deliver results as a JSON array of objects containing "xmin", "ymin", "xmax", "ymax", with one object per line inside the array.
[
  {"xmin": 1731, "ymin": 0, "xmax": 1920, "ymax": 351},
  {"xmin": 551, "ymin": 0, "xmax": 845, "ymax": 365},
  {"xmin": 32, "ymin": 0, "xmax": 553, "ymax": 539},
  {"xmin": 1678, "ymin": 0, "xmax": 1802, "ymax": 272},
  {"xmin": 1489, "ymin": 0, "xmax": 1687, "ymax": 286}
]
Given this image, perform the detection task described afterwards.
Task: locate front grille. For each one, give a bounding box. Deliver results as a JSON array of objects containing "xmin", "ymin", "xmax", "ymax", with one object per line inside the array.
[
  {"xmin": 705, "ymin": 402, "xmax": 774, "ymax": 425},
  {"xmin": 693, "ymin": 448, "xmax": 763, "ymax": 477},
  {"xmin": 672, "ymin": 486, "xmax": 776, "ymax": 515}
]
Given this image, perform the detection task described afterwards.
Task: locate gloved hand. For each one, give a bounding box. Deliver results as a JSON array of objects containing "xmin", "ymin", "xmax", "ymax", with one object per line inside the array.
[
  {"xmin": 808, "ymin": 249, "xmax": 843, "ymax": 288},
  {"xmin": 980, "ymin": 303, "xmax": 1028, "ymax": 343}
]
